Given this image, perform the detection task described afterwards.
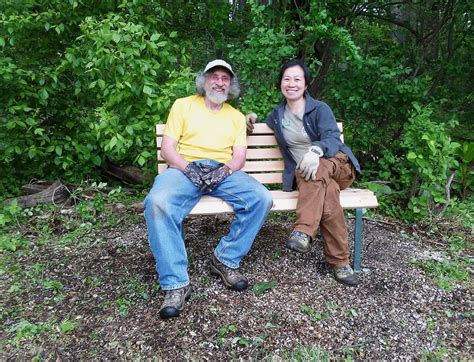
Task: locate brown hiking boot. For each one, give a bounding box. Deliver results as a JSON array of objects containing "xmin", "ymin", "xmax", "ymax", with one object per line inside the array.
[
  {"xmin": 286, "ymin": 230, "xmax": 312, "ymax": 253},
  {"xmin": 333, "ymin": 264, "xmax": 359, "ymax": 286},
  {"xmin": 159, "ymin": 285, "xmax": 192, "ymax": 319},
  {"xmin": 210, "ymin": 254, "xmax": 248, "ymax": 291}
]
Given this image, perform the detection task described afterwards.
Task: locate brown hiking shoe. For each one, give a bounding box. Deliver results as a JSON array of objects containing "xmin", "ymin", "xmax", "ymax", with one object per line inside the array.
[
  {"xmin": 210, "ymin": 254, "xmax": 248, "ymax": 291},
  {"xmin": 159, "ymin": 285, "xmax": 192, "ymax": 319},
  {"xmin": 333, "ymin": 265, "xmax": 359, "ymax": 286},
  {"xmin": 286, "ymin": 230, "xmax": 312, "ymax": 253}
]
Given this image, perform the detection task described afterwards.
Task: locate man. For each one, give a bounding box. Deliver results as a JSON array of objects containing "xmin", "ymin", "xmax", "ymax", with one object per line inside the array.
[{"xmin": 144, "ymin": 59, "xmax": 273, "ymax": 319}]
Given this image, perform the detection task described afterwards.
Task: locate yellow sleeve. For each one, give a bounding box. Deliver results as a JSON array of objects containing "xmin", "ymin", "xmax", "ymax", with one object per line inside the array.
[
  {"xmin": 163, "ymin": 99, "xmax": 184, "ymax": 141},
  {"xmin": 234, "ymin": 114, "xmax": 247, "ymax": 147}
]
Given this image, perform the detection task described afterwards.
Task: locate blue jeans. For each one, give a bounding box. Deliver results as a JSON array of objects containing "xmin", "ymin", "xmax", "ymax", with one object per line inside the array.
[{"xmin": 144, "ymin": 160, "xmax": 273, "ymax": 290}]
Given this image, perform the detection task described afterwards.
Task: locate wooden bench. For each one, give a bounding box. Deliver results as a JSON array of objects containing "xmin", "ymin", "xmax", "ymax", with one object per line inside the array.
[{"xmin": 156, "ymin": 123, "xmax": 378, "ymax": 272}]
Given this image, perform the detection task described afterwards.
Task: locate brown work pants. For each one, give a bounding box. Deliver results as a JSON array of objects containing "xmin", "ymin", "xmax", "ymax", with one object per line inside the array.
[{"xmin": 294, "ymin": 152, "xmax": 356, "ymax": 268}]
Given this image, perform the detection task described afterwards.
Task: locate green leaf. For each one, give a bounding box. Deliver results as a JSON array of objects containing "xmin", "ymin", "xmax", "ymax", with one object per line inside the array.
[
  {"xmin": 0, "ymin": 37, "xmax": 5, "ymax": 47},
  {"xmin": 137, "ymin": 155, "xmax": 146, "ymax": 166},
  {"xmin": 109, "ymin": 136, "xmax": 117, "ymax": 149},
  {"xmin": 55, "ymin": 145, "xmax": 63, "ymax": 156},
  {"xmin": 143, "ymin": 85, "xmax": 153, "ymax": 95},
  {"xmin": 112, "ymin": 33, "xmax": 121, "ymax": 43},
  {"xmin": 39, "ymin": 89, "xmax": 49, "ymax": 100},
  {"xmin": 150, "ymin": 33, "xmax": 161, "ymax": 41},
  {"xmin": 92, "ymin": 155, "xmax": 102, "ymax": 166},
  {"xmin": 407, "ymin": 152, "xmax": 417, "ymax": 160},
  {"xmin": 252, "ymin": 280, "xmax": 278, "ymax": 297},
  {"xmin": 60, "ymin": 320, "xmax": 79, "ymax": 334}
]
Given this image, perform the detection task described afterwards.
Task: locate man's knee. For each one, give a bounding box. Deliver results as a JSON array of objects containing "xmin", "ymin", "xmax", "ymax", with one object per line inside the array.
[
  {"xmin": 144, "ymin": 189, "xmax": 173, "ymax": 214},
  {"xmin": 247, "ymin": 184, "xmax": 272, "ymax": 211},
  {"xmin": 259, "ymin": 187, "xmax": 273, "ymax": 210}
]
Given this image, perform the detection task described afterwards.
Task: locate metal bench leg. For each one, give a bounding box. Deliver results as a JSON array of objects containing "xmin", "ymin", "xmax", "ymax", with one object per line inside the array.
[{"xmin": 353, "ymin": 208, "xmax": 363, "ymax": 273}]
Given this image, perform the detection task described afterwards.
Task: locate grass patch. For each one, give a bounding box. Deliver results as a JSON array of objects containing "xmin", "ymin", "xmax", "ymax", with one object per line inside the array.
[
  {"xmin": 284, "ymin": 345, "xmax": 331, "ymax": 361},
  {"xmin": 414, "ymin": 256, "xmax": 470, "ymax": 290}
]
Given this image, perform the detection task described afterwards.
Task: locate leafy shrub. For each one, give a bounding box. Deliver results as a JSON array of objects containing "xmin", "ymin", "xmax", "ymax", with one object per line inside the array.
[
  {"xmin": 62, "ymin": 13, "xmax": 193, "ymax": 173},
  {"xmin": 228, "ymin": 0, "xmax": 297, "ymax": 117},
  {"xmin": 454, "ymin": 142, "xmax": 474, "ymax": 200},
  {"xmin": 374, "ymin": 104, "xmax": 460, "ymax": 220},
  {"xmin": 400, "ymin": 104, "xmax": 460, "ymax": 216},
  {"xmin": 0, "ymin": 4, "xmax": 194, "ymax": 194}
]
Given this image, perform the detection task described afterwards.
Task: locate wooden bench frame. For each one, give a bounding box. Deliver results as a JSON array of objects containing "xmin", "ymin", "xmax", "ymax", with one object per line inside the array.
[{"xmin": 156, "ymin": 123, "xmax": 378, "ymax": 272}]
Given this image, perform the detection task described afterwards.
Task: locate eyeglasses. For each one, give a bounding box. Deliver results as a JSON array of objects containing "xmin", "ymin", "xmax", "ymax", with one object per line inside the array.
[{"xmin": 206, "ymin": 73, "xmax": 231, "ymax": 83}]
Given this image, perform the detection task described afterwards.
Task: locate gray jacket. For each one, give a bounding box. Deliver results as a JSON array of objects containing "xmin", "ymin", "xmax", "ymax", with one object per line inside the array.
[{"xmin": 265, "ymin": 95, "xmax": 361, "ymax": 191}]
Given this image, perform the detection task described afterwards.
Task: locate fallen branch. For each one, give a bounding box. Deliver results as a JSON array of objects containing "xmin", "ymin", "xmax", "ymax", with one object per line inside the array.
[
  {"xmin": 438, "ymin": 170, "xmax": 456, "ymax": 217},
  {"xmin": 6, "ymin": 181, "xmax": 70, "ymax": 208},
  {"xmin": 103, "ymin": 161, "xmax": 145, "ymax": 184},
  {"xmin": 347, "ymin": 216, "xmax": 402, "ymax": 229}
]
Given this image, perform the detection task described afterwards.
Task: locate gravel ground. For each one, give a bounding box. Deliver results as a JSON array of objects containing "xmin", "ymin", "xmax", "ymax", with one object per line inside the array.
[{"xmin": 1, "ymin": 213, "xmax": 472, "ymax": 360}]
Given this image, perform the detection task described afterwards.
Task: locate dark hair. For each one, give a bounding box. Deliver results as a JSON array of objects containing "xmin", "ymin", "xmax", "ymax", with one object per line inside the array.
[{"xmin": 277, "ymin": 59, "xmax": 311, "ymax": 89}]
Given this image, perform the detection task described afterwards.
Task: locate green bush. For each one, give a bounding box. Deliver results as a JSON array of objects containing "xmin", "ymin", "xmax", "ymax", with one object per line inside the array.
[
  {"xmin": 374, "ymin": 104, "xmax": 460, "ymax": 220},
  {"xmin": 228, "ymin": 1, "xmax": 297, "ymax": 117},
  {"xmin": 0, "ymin": 3, "xmax": 194, "ymax": 195}
]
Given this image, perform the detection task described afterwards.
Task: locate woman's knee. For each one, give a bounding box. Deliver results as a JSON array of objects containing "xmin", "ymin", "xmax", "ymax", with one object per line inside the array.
[{"xmin": 336, "ymin": 164, "xmax": 356, "ymax": 190}]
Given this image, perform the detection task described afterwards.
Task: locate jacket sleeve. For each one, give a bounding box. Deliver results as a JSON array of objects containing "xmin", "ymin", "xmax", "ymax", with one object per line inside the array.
[
  {"xmin": 312, "ymin": 102, "xmax": 343, "ymax": 157},
  {"xmin": 264, "ymin": 111, "xmax": 275, "ymax": 130}
]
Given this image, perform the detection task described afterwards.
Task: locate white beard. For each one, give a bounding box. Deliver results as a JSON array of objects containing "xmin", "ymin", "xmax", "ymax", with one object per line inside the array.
[{"xmin": 205, "ymin": 85, "xmax": 228, "ymax": 105}]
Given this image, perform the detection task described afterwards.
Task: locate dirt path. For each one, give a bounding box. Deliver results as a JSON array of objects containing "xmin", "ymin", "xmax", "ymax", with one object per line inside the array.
[{"xmin": 1, "ymin": 216, "xmax": 472, "ymax": 359}]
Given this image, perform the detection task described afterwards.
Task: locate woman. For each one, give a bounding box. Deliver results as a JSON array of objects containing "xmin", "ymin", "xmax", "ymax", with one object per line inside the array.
[{"xmin": 247, "ymin": 60, "xmax": 361, "ymax": 286}]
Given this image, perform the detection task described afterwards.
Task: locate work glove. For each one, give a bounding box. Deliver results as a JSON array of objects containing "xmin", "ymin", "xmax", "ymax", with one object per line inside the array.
[
  {"xmin": 296, "ymin": 146, "xmax": 324, "ymax": 181},
  {"xmin": 201, "ymin": 163, "xmax": 232, "ymax": 192},
  {"xmin": 245, "ymin": 112, "xmax": 258, "ymax": 134},
  {"xmin": 183, "ymin": 162, "xmax": 210, "ymax": 191}
]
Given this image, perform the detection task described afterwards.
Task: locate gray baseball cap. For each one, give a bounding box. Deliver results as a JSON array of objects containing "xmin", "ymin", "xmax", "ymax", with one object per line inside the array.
[{"xmin": 203, "ymin": 59, "xmax": 234, "ymax": 76}]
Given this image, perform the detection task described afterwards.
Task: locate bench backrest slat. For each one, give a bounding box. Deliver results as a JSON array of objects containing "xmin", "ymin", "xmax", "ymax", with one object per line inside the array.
[{"xmin": 155, "ymin": 122, "xmax": 343, "ymax": 186}]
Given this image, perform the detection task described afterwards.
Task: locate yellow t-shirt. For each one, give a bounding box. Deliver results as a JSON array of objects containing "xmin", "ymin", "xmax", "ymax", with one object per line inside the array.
[{"xmin": 164, "ymin": 95, "xmax": 246, "ymax": 163}]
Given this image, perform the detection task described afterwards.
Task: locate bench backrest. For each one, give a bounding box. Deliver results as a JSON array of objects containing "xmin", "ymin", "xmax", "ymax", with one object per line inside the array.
[{"xmin": 155, "ymin": 122, "xmax": 343, "ymax": 185}]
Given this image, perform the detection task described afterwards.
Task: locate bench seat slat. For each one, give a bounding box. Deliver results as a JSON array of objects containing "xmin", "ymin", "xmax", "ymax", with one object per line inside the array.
[
  {"xmin": 250, "ymin": 122, "xmax": 343, "ymax": 134},
  {"xmin": 246, "ymin": 135, "xmax": 279, "ymax": 146},
  {"xmin": 157, "ymin": 166, "xmax": 286, "ymax": 177},
  {"xmin": 188, "ymin": 188, "xmax": 378, "ymax": 214},
  {"xmin": 245, "ymin": 148, "xmax": 282, "ymax": 159},
  {"xmin": 242, "ymin": 160, "xmax": 284, "ymax": 172},
  {"xmin": 248, "ymin": 173, "xmax": 283, "ymax": 184}
]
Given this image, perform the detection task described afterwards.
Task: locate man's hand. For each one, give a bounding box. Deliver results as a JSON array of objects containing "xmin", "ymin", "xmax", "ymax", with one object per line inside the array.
[
  {"xmin": 183, "ymin": 162, "xmax": 209, "ymax": 191},
  {"xmin": 296, "ymin": 146, "xmax": 324, "ymax": 181},
  {"xmin": 201, "ymin": 164, "xmax": 232, "ymax": 191},
  {"xmin": 245, "ymin": 112, "xmax": 258, "ymax": 134}
]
